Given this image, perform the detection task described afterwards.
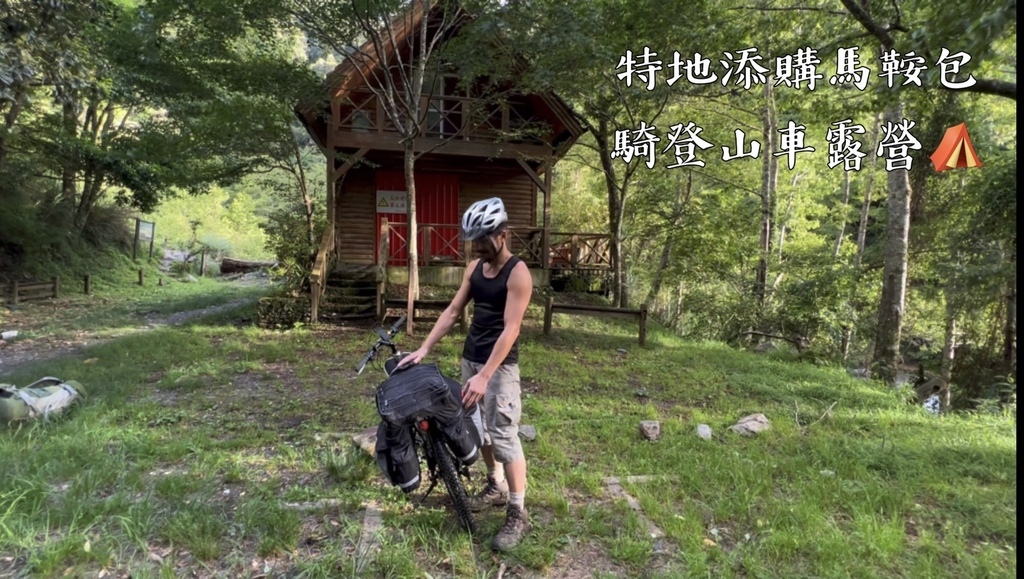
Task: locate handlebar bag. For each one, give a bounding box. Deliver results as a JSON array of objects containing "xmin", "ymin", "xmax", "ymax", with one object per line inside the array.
[{"xmin": 375, "ymin": 363, "xmax": 454, "ymax": 426}]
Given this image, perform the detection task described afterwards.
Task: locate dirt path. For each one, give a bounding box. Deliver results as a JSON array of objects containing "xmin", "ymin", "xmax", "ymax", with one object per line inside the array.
[{"xmin": 0, "ymin": 298, "xmax": 257, "ymax": 375}]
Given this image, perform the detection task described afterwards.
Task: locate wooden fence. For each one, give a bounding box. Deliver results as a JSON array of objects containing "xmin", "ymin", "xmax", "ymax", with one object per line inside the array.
[
  {"xmin": 5, "ymin": 277, "xmax": 60, "ymax": 304},
  {"xmin": 543, "ymin": 297, "xmax": 648, "ymax": 346},
  {"xmin": 383, "ymin": 299, "xmax": 470, "ymax": 332}
]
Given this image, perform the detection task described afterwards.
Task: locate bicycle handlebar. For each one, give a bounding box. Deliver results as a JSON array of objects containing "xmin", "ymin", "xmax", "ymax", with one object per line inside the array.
[{"xmin": 354, "ymin": 315, "xmax": 408, "ymax": 374}]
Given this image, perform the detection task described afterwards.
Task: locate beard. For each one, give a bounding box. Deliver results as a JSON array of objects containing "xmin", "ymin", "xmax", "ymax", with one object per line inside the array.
[{"xmin": 477, "ymin": 238, "xmax": 504, "ymax": 263}]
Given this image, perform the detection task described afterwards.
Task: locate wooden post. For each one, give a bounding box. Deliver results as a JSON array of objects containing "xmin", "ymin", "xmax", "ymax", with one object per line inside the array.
[
  {"xmin": 543, "ymin": 162, "xmax": 552, "ymax": 269},
  {"xmin": 200, "ymin": 250, "xmax": 207, "ymax": 276},
  {"xmin": 138, "ymin": 268, "xmax": 144, "ymax": 286},
  {"xmin": 133, "ymin": 218, "xmax": 141, "ymax": 261},
  {"xmin": 377, "ymin": 219, "xmax": 388, "ymax": 321},
  {"xmin": 310, "ymin": 279, "xmax": 319, "ymax": 323},
  {"xmin": 52, "ymin": 276, "xmax": 59, "ymax": 299},
  {"xmin": 326, "ymin": 100, "xmax": 338, "ymax": 226},
  {"xmin": 460, "ymin": 303, "xmax": 469, "ymax": 332},
  {"xmin": 84, "ymin": 275, "xmax": 91, "ymax": 295},
  {"xmin": 543, "ymin": 296, "xmax": 553, "ymax": 335},
  {"xmin": 11, "ymin": 280, "xmax": 19, "ymax": 305},
  {"xmin": 639, "ymin": 306, "xmax": 648, "ymax": 347}
]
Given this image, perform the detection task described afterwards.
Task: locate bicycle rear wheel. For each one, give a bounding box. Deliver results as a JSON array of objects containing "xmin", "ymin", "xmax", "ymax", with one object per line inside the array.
[{"xmin": 430, "ymin": 433, "xmax": 477, "ymax": 534}]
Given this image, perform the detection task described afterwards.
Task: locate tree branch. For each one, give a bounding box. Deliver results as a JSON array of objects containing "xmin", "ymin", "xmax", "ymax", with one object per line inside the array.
[
  {"xmin": 838, "ymin": 0, "xmax": 896, "ymax": 49},
  {"xmin": 730, "ymin": 6, "xmax": 847, "ymax": 15}
]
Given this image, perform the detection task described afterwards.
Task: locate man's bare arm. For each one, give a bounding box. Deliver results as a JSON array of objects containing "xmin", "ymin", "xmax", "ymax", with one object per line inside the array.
[{"xmin": 476, "ymin": 262, "xmax": 532, "ymax": 379}]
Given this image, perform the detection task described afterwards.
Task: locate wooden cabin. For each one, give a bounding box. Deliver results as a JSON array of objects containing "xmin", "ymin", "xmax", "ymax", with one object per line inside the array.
[{"xmin": 295, "ymin": 1, "xmax": 610, "ymax": 321}]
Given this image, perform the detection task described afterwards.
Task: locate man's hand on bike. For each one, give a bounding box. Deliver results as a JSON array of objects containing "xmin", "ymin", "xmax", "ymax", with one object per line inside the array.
[
  {"xmin": 461, "ymin": 373, "xmax": 488, "ymax": 408},
  {"xmin": 396, "ymin": 347, "xmax": 429, "ymax": 369}
]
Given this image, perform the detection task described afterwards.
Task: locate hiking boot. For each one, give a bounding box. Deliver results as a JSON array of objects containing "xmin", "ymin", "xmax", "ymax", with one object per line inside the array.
[
  {"xmin": 492, "ymin": 504, "xmax": 531, "ymax": 552},
  {"xmin": 467, "ymin": 476, "xmax": 508, "ymax": 512}
]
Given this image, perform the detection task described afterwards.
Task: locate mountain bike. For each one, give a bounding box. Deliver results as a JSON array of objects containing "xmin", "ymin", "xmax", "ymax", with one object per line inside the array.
[{"xmin": 356, "ymin": 315, "xmax": 479, "ymax": 534}]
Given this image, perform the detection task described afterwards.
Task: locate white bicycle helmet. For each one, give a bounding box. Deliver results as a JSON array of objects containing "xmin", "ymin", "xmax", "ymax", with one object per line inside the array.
[{"xmin": 461, "ymin": 197, "xmax": 508, "ymax": 240}]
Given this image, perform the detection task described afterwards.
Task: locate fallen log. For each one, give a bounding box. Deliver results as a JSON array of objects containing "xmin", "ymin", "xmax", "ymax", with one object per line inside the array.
[{"xmin": 219, "ymin": 257, "xmax": 278, "ymax": 275}]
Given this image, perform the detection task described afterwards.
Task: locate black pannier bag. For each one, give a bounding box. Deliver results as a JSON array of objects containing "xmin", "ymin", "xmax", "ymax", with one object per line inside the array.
[
  {"xmin": 375, "ymin": 420, "xmax": 421, "ymax": 492},
  {"xmin": 374, "ymin": 363, "xmax": 483, "ymax": 492},
  {"xmin": 439, "ymin": 375, "xmax": 483, "ymax": 465}
]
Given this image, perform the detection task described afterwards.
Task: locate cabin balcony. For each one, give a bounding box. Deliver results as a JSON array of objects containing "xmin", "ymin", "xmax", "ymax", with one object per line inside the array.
[{"xmin": 332, "ymin": 89, "xmax": 568, "ymax": 160}]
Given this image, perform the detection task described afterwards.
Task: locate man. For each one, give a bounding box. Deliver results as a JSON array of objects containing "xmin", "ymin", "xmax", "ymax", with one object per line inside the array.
[{"xmin": 397, "ymin": 197, "xmax": 533, "ymax": 552}]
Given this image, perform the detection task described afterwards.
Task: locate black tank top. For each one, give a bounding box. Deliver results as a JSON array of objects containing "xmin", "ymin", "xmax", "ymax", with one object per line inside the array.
[{"xmin": 462, "ymin": 256, "xmax": 521, "ymax": 365}]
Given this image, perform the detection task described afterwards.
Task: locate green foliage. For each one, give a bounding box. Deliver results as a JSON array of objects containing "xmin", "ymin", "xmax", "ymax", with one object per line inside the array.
[
  {"xmin": 1, "ymin": 0, "xmax": 321, "ymax": 283},
  {"xmin": 143, "ymin": 187, "xmax": 272, "ymax": 260},
  {"xmin": 260, "ymin": 208, "xmax": 325, "ymax": 292}
]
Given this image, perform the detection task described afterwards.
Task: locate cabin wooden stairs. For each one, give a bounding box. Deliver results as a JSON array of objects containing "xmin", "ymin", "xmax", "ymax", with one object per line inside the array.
[{"xmin": 319, "ymin": 264, "xmax": 379, "ymax": 322}]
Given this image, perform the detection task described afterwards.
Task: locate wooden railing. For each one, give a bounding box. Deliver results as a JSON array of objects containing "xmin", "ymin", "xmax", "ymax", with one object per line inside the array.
[
  {"xmin": 5, "ymin": 277, "xmax": 60, "ymax": 304},
  {"xmin": 337, "ymin": 89, "xmax": 550, "ymax": 146},
  {"xmin": 377, "ymin": 222, "xmax": 610, "ymax": 270},
  {"xmin": 548, "ymin": 233, "xmax": 612, "ymax": 269},
  {"xmin": 309, "ymin": 225, "xmax": 336, "ymax": 322}
]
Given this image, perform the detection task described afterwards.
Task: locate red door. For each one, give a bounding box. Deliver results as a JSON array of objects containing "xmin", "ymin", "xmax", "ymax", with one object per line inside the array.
[{"xmin": 375, "ymin": 171, "xmax": 460, "ymax": 267}]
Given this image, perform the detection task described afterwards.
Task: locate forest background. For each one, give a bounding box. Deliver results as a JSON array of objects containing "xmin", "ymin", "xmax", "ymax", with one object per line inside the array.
[{"xmin": 0, "ymin": 0, "xmax": 1015, "ymax": 409}]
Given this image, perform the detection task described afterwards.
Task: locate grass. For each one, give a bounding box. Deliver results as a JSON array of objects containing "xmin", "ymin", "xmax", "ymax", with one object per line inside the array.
[
  {"xmin": 1, "ymin": 265, "xmax": 273, "ymax": 342},
  {"xmin": 0, "ymin": 285, "xmax": 1016, "ymax": 578}
]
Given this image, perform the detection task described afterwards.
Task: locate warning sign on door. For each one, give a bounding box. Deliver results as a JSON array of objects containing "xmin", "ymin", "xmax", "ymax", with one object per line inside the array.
[{"xmin": 376, "ymin": 190, "xmax": 407, "ymax": 214}]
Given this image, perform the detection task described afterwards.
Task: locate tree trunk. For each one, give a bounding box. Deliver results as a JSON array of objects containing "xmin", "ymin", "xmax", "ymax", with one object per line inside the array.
[
  {"xmin": 597, "ymin": 116, "xmax": 626, "ymax": 308},
  {"xmin": 833, "ymin": 170, "xmax": 851, "ymax": 259},
  {"xmin": 75, "ymin": 172, "xmax": 105, "ymax": 231},
  {"xmin": 941, "ymin": 297, "xmax": 957, "ymax": 410},
  {"xmin": 404, "ymin": 141, "xmax": 419, "ymax": 335},
  {"xmin": 294, "ymin": 141, "xmax": 315, "ymax": 248},
  {"xmin": 645, "ymin": 239, "xmax": 672, "ymax": 310},
  {"xmin": 643, "ymin": 171, "xmax": 691, "ymax": 310},
  {"xmin": 0, "ymin": 86, "xmax": 27, "ymax": 170},
  {"xmin": 776, "ymin": 180, "xmax": 797, "ymax": 260},
  {"xmin": 60, "ymin": 98, "xmax": 79, "ymax": 213},
  {"xmin": 1004, "ymin": 268, "xmax": 1016, "ymax": 383},
  {"xmin": 855, "ymin": 114, "xmax": 882, "ymax": 269},
  {"xmin": 872, "ymin": 103, "xmax": 913, "ymax": 385},
  {"xmin": 756, "ymin": 80, "xmax": 778, "ymax": 308},
  {"xmin": 670, "ymin": 282, "xmax": 684, "ymax": 328}
]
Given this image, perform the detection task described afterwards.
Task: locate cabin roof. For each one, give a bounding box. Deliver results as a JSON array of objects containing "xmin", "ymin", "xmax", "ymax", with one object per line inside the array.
[{"xmin": 295, "ymin": 0, "xmax": 586, "ymax": 160}]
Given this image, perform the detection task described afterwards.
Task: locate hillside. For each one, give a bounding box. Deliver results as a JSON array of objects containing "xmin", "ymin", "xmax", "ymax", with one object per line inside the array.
[{"xmin": 0, "ymin": 289, "xmax": 1016, "ymax": 578}]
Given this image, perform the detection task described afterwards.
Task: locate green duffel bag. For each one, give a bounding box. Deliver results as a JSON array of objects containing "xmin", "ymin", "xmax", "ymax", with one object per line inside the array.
[{"xmin": 0, "ymin": 377, "xmax": 86, "ymax": 423}]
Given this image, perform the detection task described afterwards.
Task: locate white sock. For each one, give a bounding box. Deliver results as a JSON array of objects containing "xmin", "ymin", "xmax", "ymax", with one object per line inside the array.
[{"xmin": 509, "ymin": 492, "xmax": 525, "ymax": 509}]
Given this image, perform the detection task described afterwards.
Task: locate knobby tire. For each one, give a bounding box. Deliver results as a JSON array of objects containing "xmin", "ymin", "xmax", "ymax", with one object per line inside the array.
[{"xmin": 430, "ymin": 434, "xmax": 477, "ymax": 534}]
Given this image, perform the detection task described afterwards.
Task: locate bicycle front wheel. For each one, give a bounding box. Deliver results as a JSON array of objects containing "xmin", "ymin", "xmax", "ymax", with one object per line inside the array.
[{"xmin": 430, "ymin": 433, "xmax": 477, "ymax": 534}]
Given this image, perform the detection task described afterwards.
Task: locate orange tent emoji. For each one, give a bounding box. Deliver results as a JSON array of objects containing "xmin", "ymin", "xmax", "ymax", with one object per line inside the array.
[{"xmin": 929, "ymin": 122, "xmax": 983, "ymax": 171}]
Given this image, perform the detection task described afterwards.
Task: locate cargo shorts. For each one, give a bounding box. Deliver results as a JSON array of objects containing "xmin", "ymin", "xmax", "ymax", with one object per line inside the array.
[{"xmin": 461, "ymin": 358, "xmax": 524, "ymax": 464}]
